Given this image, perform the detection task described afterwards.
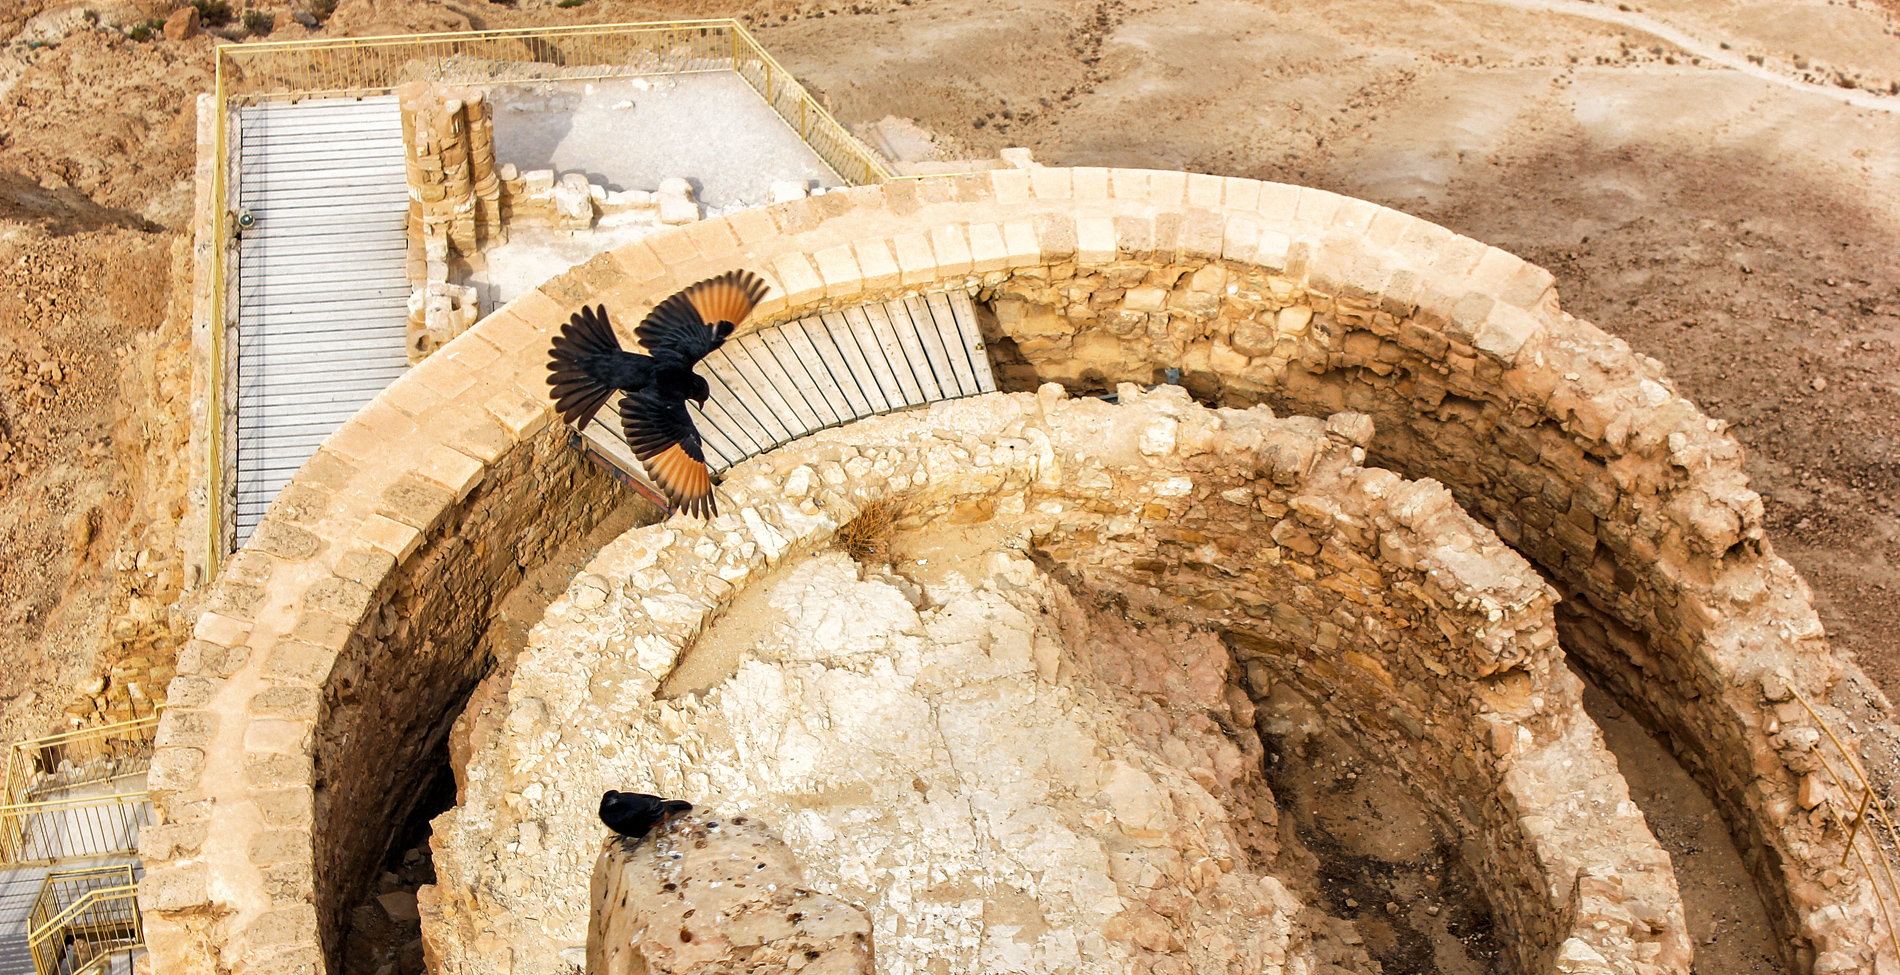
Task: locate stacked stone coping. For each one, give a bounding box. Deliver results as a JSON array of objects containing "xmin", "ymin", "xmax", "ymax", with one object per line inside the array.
[
  {"xmin": 142, "ymin": 167, "xmax": 1893, "ymax": 975},
  {"xmin": 425, "ymin": 386, "xmax": 1688, "ymax": 975}
]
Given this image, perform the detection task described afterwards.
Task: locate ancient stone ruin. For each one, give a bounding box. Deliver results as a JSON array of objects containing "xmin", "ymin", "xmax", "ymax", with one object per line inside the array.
[{"xmin": 145, "ymin": 167, "xmax": 1899, "ymax": 975}]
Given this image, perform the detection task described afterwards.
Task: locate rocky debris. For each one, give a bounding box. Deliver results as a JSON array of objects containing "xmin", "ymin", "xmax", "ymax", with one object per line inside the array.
[
  {"xmin": 162, "ymin": 5, "xmax": 196, "ymax": 41},
  {"xmin": 589, "ymin": 816, "xmax": 873, "ymax": 975},
  {"xmin": 424, "ymin": 388, "xmax": 1683, "ymax": 975},
  {"xmin": 657, "ymin": 177, "xmax": 699, "ymax": 226}
]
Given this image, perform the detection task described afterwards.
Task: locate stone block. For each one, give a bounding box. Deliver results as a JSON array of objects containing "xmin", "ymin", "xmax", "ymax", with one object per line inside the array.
[
  {"xmin": 1032, "ymin": 213, "xmax": 1077, "ymax": 261},
  {"xmin": 1223, "ymin": 215, "xmax": 1263, "ymax": 263},
  {"xmin": 657, "ymin": 177, "xmax": 697, "ymax": 225},
  {"xmin": 415, "ymin": 444, "xmax": 485, "ymax": 500},
  {"xmin": 148, "ymin": 747, "xmax": 206, "ymax": 794},
  {"xmin": 969, "ymin": 223, "xmax": 1009, "ymax": 273},
  {"xmin": 1071, "ymin": 167, "xmax": 1110, "ymax": 203},
  {"xmin": 252, "ymin": 786, "xmax": 315, "ymax": 824},
  {"xmin": 245, "ymin": 752, "xmax": 313, "ymax": 790},
  {"xmin": 267, "ymin": 483, "xmax": 330, "ymax": 527},
  {"xmin": 244, "ymin": 719, "xmax": 310, "ymax": 755},
  {"xmin": 246, "ymin": 906, "xmax": 319, "ymax": 951},
  {"xmin": 1001, "ymin": 220, "xmax": 1040, "ymax": 267},
  {"xmin": 1183, "ymin": 173, "xmax": 1223, "ymax": 208},
  {"xmin": 1077, "ymin": 217, "xmax": 1117, "ymax": 265},
  {"xmin": 179, "ymin": 638, "xmax": 249, "ymax": 678},
  {"xmin": 1108, "ymin": 169, "xmax": 1148, "ymax": 200},
  {"xmin": 247, "ymin": 828, "xmax": 311, "ymax": 866},
  {"xmin": 929, "ymin": 224, "xmax": 974, "ymax": 276},
  {"xmin": 139, "ymin": 822, "xmax": 208, "ymax": 861},
  {"xmin": 724, "ymin": 206, "xmax": 778, "ymax": 245},
  {"xmin": 166, "ymin": 675, "xmax": 223, "ymax": 709},
  {"xmin": 1222, "ymin": 177, "xmax": 1262, "ymax": 211},
  {"xmin": 155, "ymin": 709, "xmax": 218, "ymax": 750},
  {"xmin": 990, "ymin": 168, "xmax": 1031, "ymax": 205},
  {"xmin": 1256, "ymin": 182, "xmax": 1299, "ymax": 222},
  {"xmin": 248, "ymin": 947, "xmax": 319, "ymax": 975},
  {"xmin": 359, "ymin": 513, "xmax": 422, "ymax": 561},
  {"xmin": 485, "ymin": 388, "xmax": 550, "ymax": 441},
  {"xmin": 892, "ymin": 232, "xmax": 937, "ymax": 286},
  {"xmin": 1501, "ymin": 262, "xmax": 1557, "ymax": 310},
  {"xmin": 1473, "ymin": 304, "xmax": 1541, "ymax": 363},
  {"xmin": 378, "ymin": 475, "xmax": 454, "ymax": 532},
  {"xmin": 1029, "ymin": 167, "xmax": 1072, "ymax": 199},
  {"xmin": 250, "ymin": 685, "xmax": 321, "ymax": 720},
  {"xmin": 643, "ymin": 226, "xmax": 701, "ymax": 268},
  {"xmin": 262, "ymin": 640, "xmax": 335, "ymax": 685},
  {"xmin": 1147, "ymin": 169, "xmax": 1188, "ymax": 205},
  {"xmin": 138, "ymin": 863, "xmax": 209, "ymax": 912},
  {"xmin": 854, "ymin": 239, "xmax": 901, "ymax": 290},
  {"xmin": 771, "ymin": 252, "xmax": 825, "ymax": 306},
  {"xmin": 1428, "ymin": 234, "xmax": 1488, "ymax": 282},
  {"xmin": 813, "ymin": 244, "xmax": 865, "ymax": 298},
  {"xmin": 471, "ymin": 307, "xmax": 545, "ymax": 359},
  {"xmin": 1446, "ymin": 292, "xmax": 1497, "ymax": 345},
  {"xmin": 260, "ymin": 863, "xmax": 316, "ymax": 908},
  {"xmin": 1179, "ymin": 209, "xmax": 1224, "ymax": 261},
  {"xmin": 381, "ymin": 372, "xmax": 443, "ymax": 417},
  {"xmin": 205, "ymin": 582, "xmax": 264, "ymax": 622},
  {"xmin": 450, "ymin": 420, "xmax": 513, "ymax": 465},
  {"xmin": 1294, "ymin": 187, "xmax": 1342, "ymax": 225},
  {"xmin": 1113, "ymin": 216, "xmax": 1154, "ymax": 260},
  {"xmin": 1255, "ymin": 230, "xmax": 1292, "ymax": 274},
  {"xmin": 1332, "ymin": 197, "xmax": 1380, "ymax": 235},
  {"xmin": 680, "ymin": 217, "xmax": 740, "ymax": 256}
]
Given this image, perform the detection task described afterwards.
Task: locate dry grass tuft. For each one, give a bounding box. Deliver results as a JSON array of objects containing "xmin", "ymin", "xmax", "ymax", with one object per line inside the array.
[{"xmin": 837, "ymin": 497, "xmax": 902, "ymax": 564}]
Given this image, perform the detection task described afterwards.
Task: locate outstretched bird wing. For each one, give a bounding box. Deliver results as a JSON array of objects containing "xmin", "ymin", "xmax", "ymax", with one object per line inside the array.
[
  {"xmin": 634, "ymin": 270, "xmax": 770, "ymax": 370},
  {"xmin": 621, "ymin": 389, "xmax": 717, "ymax": 518},
  {"xmin": 547, "ymin": 304, "xmax": 654, "ymax": 428}
]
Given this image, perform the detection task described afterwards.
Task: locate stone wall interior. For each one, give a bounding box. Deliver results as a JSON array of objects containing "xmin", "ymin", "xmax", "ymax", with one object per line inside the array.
[{"xmin": 145, "ymin": 167, "xmax": 1899, "ymax": 975}]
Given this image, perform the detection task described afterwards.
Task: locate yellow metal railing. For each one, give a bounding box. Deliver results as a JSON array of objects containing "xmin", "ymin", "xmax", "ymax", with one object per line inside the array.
[
  {"xmin": 28, "ymin": 871, "xmax": 143, "ymax": 975},
  {"xmin": 3, "ymin": 715, "xmax": 159, "ymax": 808},
  {"xmin": 204, "ymin": 19, "xmax": 893, "ymax": 575},
  {"xmin": 0, "ymin": 793, "xmax": 154, "ymax": 866},
  {"xmin": 1789, "ymin": 689, "xmax": 1900, "ymax": 957}
]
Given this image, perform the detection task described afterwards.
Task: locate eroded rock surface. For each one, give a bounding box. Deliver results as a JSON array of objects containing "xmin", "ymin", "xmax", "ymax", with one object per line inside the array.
[
  {"xmin": 422, "ymin": 388, "xmax": 1682, "ymax": 975},
  {"xmin": 589, "ymin": 817, "xmax": 873, "ymax": 975}
]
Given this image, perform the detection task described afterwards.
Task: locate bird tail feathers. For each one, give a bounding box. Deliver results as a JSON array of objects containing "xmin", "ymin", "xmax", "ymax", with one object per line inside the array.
[
  {"xmin": 547, "ymin": 304, "xmax": 622, "ymax": 428},
  {"xmin": 684, "ymin": 269, "xmax": 770, "ymax": 330}
]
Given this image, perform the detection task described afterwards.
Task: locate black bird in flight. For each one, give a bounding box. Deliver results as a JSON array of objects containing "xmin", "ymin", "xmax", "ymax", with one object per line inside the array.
[
  {"xmin": 547, "ymin": 270, "xmax": 770, "ymax": 518},
  {"xmin": 599, "ymin": 790, "xmax": 694, "ymax": 841}
]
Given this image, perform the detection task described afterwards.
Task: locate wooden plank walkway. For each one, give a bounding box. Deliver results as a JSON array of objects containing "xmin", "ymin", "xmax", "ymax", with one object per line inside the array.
[
  {"xmin": 575, "ymin": 290, "xmax": 995, "ymax": 507},
  {"xmin": 232, "ymin": 96, "xmax": 409, "ymax": 544}
]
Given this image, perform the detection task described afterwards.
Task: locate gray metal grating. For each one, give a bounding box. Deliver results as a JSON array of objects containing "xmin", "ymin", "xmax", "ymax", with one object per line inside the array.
[
  {"xmin": 575, "ymin": 290, "xmax": 994, "ymax": 501},
  {"xmin": 233, "ymin": 96, "xmax": 409, "ymax": 544}
]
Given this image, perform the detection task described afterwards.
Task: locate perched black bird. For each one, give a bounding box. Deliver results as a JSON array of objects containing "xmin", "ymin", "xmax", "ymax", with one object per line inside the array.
[
  {"xmin": 599, "ymin": 790, "xmax": 694, "ymax": 841},
  {"xmin": 547, "ymin": 269, "xmax": 770, "ymax": 518}
]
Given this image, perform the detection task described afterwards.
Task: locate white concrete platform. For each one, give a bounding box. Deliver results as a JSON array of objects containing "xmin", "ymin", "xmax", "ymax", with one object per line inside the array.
[{"xmin": 488, "ymin": 72, "xmax": 842, "ymax": 208}]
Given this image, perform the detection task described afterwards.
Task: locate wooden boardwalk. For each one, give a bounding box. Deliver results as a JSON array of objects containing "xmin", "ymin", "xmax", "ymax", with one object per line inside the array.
[
  {"xmin": 574, "ymin": 290, "xmax": 995, "ymax": 504},
  {"xmin": 232, "ymin": 96, "xmax": 409, "ymax": 544}
]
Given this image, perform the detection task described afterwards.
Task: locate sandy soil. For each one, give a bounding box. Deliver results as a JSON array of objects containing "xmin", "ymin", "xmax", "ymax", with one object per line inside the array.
[{"xmin": 0, "ymin": 0, "xmax": 1894, "ymax": 968}]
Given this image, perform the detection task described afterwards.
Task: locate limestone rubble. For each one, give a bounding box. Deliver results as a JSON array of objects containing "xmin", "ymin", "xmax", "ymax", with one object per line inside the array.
[{"xmin": 422, "ymin": 387, "xmax": 1686, "ymax": 975}]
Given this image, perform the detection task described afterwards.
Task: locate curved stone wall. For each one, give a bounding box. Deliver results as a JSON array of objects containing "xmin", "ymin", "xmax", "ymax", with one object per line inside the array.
[
  {"xmin": 426, "ymin": 386, "xmax": 1689, "ymax": 974},
  {"xmin": 142, "ymin": 168, "xmax": 1892, "ymax": 975}
]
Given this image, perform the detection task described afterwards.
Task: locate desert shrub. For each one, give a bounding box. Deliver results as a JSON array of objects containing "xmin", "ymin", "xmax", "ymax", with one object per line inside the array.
[
  {"xmin": 241, "ymin": 9, "xmax": 273, "ymax": 33},
  {"xmin": 836, "ymin": 497, "xmax": 902, "ymax": 565}
]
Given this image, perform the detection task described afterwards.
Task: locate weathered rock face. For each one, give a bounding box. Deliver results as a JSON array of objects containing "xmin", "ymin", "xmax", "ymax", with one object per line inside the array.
[
  {"xmin": 588, "ymin": 817, "xmax": 873, "ymax": 975},
  {"xmin": 421, "ymin": 388, "xmax": 1684, "ymax": 975}
]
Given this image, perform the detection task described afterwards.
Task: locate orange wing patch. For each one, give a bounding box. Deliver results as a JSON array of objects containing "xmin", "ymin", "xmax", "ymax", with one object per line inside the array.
[
  {"xmin": 644, "ymin": 443, "xmax": 715, "ymax": 518},
  {"xmin": 683, "ymin": 270, "xmax": 768, "ymax": 327}
]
